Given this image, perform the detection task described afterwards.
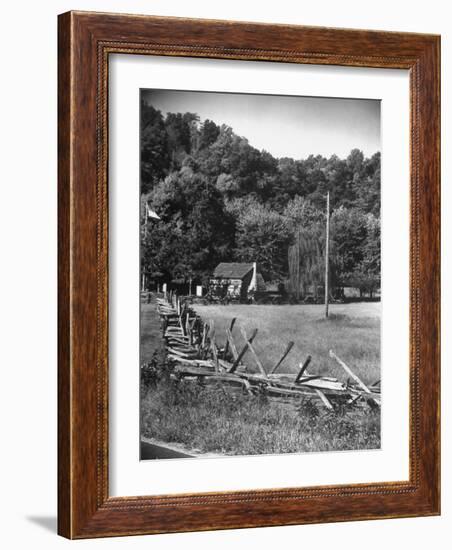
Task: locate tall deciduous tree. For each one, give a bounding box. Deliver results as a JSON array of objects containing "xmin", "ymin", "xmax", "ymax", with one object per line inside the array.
[
  {"xmin": 140, "ymin": 105, "xmax": 382, "ymax": 293},
  {"xmin": 140, "ymin": 102, "xmax": 170, "ymax": 194},
  {"xmin": 143, "ymin": 168, "xmax": 234, "ymax": 283},
  {"xmin": 235, "ymin": 201, "xmax": 290, "ymax": 281}
]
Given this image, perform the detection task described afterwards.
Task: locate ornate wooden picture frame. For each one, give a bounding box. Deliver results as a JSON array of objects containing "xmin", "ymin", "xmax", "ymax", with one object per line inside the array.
[{"xmin": 58, "ymin": 11, "xmax": 440, "ymax": 539}]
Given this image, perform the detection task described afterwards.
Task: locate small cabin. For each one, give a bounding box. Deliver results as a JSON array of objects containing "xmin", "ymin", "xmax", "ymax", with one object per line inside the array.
[{"xmin": 209, "ymin": 262, "xmax": 265, "ymax": 302}]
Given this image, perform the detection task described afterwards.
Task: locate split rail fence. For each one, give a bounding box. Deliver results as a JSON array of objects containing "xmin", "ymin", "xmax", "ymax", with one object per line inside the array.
[{"xmin": 153, "ymin": 292, "xmax": 381, "ymax": 411}]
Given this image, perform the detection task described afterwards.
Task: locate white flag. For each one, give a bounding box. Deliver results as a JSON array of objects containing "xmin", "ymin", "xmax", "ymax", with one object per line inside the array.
[{"xmin": 146, "ymin": 205, "xmax": 161, "ymax": 220}]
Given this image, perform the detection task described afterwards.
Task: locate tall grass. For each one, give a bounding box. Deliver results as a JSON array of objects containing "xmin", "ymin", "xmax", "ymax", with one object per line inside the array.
[
  {"xmin": 141, "ymin": 360, "xmax": 380, "ymax": 456},
  {"xmin": 140, "ymin": 301, "xmax": 381, "ymax": 457}
]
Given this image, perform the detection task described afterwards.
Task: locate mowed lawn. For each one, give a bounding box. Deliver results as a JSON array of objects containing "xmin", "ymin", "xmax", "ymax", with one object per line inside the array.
[{"xmin": 193, "ymin": 302, "xmax": 380, "ymax": 386}]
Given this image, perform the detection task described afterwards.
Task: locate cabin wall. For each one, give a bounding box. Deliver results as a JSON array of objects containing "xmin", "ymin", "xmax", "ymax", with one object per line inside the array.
[{"xmin": 209, "ymin": 277, "xmax": 243, "ymax": 300}]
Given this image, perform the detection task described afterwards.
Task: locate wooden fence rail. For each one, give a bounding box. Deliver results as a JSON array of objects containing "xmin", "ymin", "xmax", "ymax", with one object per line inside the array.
[{"xmin": 151, "ymin": 293, "xmax": 380, "ymax": 411}]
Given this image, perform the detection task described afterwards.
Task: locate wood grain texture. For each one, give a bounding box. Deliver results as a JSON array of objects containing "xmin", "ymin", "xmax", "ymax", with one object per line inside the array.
[
  {"xmin": 57, "ymin": 11, "xmax": 72, "ymax": 539},
  {"xmin": 57, "ymin": 11, "xmax": 440, "ymax": 539}
]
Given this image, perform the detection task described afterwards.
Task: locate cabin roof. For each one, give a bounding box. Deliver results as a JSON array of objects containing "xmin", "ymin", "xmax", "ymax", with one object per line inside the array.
[{"xmin": 213, "ymin": 262, "xmax": 255, "ymax": 279}]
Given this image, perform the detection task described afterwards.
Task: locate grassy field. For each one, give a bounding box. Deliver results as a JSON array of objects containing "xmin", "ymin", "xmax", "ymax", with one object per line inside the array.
[
  {"xmin": 140, "ymin": 300, "xmax": 380, "ymax": 457},
  {"xmin": 141, "ymin": 377, "xmax": 380, "ymax": 456},
  {"xmin": 141, "ymin": 300, "xmax": 165, "ymax": 363},
  {"xmin": 192, "ymin": 302, "xmax": 380, "ymax": 386}
]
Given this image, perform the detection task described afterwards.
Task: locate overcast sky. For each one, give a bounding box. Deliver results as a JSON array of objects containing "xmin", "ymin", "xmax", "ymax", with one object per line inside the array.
[{"xmin": 141, "ymin": 89, "xmax": 380, "ymax": 160}]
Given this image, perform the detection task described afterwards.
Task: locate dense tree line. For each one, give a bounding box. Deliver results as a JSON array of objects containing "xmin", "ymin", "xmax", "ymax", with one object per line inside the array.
[{"xmin": 141, "ymin": 99, "xmax": 381, "ymax": 297}]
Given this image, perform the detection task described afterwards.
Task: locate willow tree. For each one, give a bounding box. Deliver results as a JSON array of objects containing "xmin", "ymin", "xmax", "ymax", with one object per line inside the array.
[
  {"xmin": 288, "ymin": 225, "xmax": 326, "ymax": 300},
  {"xmin": 285, "ymin": 197, "xmax": 325, "ymax": 300}
]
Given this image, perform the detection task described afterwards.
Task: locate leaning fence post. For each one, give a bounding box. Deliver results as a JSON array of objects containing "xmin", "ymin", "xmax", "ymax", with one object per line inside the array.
[
  {"xmin": 226, "ymin": 328, "xmax": 239, "ymax": 361},
  {"xmin": 223, "ymin": 318, "xmax": 236, "ymax": 359},
  {"xmin": 314, "ymin": 388, "xmax": 333, "ymax": 410},
  {"xmin": 328, "ymin": 350, "xmax": 371, "ymax": 393},
  {"xmin": 209, "ymin": 320, "xmax": 220, "ymax": 372},
  {"xmin": 329, "ymin": 349, "xmax": 380, "ymax": 406},
  {"xmin": 270, "ymin": 341, "xmax": 294, "ymax": 374},
  {"xmin": 295, "ymin": 355, "xmax": 312, "ymax": 382},
  {"xmin": 239, "ymin": 327, "xmax": 266, "ymax": 377},
  {"xmin": 229, "ymin": 328, "xmax": 258, "ymax": 373}
]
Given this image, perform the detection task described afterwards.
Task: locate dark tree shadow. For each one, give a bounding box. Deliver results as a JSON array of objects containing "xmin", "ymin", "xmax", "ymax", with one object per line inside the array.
[{"xmin": 26, "ymin": 516, "xmax": 57, "ymax": 533}]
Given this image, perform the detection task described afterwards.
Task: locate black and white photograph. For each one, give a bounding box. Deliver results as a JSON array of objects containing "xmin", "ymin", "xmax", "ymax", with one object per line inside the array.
[
  {"xmin": 0, "ymin": 0, "xmax": 445, "ymax": 544},
  {"xmin": 139, "ymin": 89, "xmax": 382, "ymax": 460}
]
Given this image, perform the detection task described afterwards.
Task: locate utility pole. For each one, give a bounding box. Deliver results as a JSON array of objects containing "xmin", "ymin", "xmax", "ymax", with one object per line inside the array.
[
  {"xmin": 143, "ymin": 202, "xmax": 148, "ymax": 238},
  {"xmin": 141, "ymin": 204, "xmax": 147, "ymax": 292},
  {"xmin": 295, "ymin": 227, "xmax": 301, "ymax": 301},
  {"xmin": 141, "ymin": 271, "xmax": 146, "ymax": 292},
  {"xmin": 325, "ymin": 191, "xmax": 330, "ymax": 318}
]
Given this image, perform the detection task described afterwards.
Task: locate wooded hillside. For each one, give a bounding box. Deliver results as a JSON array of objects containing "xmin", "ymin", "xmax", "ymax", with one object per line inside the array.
[{"xmin": 141, "ymin": 99, "xmax": 381, "ymax": 297}]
